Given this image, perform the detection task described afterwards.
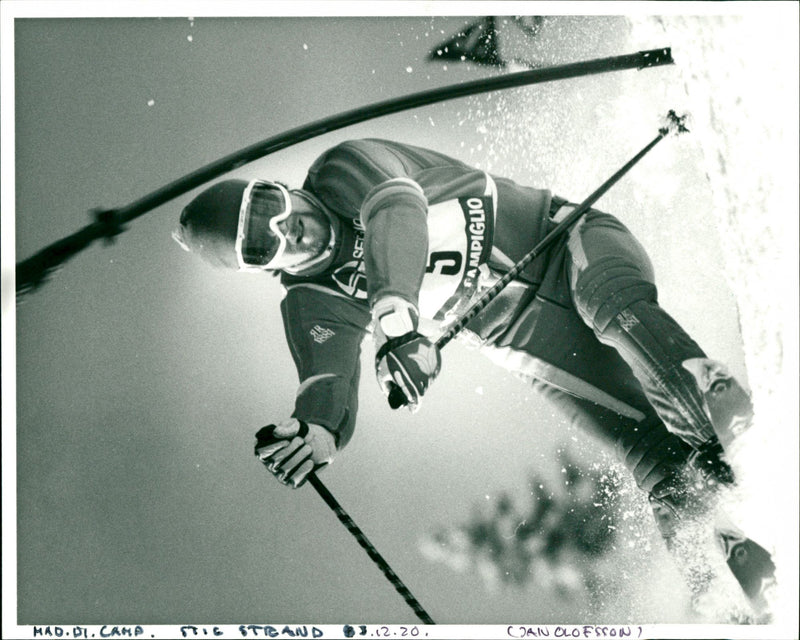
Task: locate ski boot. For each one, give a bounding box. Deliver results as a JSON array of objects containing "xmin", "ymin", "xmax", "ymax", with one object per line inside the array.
[
  {"xmin": 681, "ymin": 361, "xmax": 777, "ymax": 620},
  {"xmin": 682, "ymin": 357, "xmax": 754, "ymax": 450},
  {"xmin": 715, "ymin": 520, "xmax": 777, "ymax": 622}
]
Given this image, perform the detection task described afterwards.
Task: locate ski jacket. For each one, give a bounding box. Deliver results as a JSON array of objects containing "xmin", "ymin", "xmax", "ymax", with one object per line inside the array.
[{"xmin": 279, "ymin": 139, "xmax": 638, "ymax": 447}]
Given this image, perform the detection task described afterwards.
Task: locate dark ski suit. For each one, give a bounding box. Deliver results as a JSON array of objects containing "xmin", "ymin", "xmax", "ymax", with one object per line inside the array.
[{"xmin": 278, "ymin": 139, "xmax": 732, "ymax": 551}]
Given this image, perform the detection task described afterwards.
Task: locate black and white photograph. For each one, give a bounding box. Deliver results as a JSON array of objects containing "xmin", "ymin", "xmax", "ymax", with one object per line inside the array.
[{"xmin": 2, "ymin": 2, "xmax": 798, "ymax": 638}]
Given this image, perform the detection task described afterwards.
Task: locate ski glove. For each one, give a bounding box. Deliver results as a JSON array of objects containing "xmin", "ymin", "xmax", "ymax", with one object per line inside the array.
[
  {"xmin": 254, "ymin": 418, "xmax": 336, "ymax": 489},
  {"xmin": 375, "ymin": 331, "xmax": 441, "ymax": 411}
]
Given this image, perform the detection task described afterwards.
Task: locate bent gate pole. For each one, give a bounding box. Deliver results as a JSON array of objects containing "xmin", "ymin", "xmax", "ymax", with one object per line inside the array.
[
  {"xmin": 17, "ymin": 47, "xmax": 677, "ymax": 625},
  {"xmin": 16, "ymin": 48, "xmax": 673, "ymax": 298}
]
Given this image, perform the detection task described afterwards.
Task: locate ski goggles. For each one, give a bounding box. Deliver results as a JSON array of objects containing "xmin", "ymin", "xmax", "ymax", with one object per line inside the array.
[{"xmin": 235, "ymin": 179, "xmax": 293, "ymax": 271}]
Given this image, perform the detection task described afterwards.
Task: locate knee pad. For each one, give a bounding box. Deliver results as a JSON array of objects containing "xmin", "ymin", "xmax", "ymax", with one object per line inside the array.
[
  {"xmin": 573, "ymin": 256, "xmax": 657, "ymax": 333},
  {"xmin": 596, "ymin": 299, "xmax": 714, "ymax": 450}
]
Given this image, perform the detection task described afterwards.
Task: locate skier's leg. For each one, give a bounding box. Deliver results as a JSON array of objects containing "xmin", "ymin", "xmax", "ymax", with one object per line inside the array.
[
  {"xmin": 565, "ymin": 209, "xmax": 753, "ymax": 452},
  {"xmin": 529, "ymin": 378, "xmax": 728, "ymax": 493},
  {"xmin": 530, "ymin": 381, "xmax": 752, "ymax": 609}
]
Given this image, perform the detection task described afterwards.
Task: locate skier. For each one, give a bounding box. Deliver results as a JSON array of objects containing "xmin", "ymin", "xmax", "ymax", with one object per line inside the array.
[{"xmin": 173, "ymin": 138, "xmax": 764, "ymax": 612}]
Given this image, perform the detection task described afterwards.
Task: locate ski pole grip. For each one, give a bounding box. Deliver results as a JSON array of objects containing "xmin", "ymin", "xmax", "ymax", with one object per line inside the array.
[
  {"xmin": 254, "ymin": 421, "xmax": 309, "ymax": 452},
  {"xmin": 387, "ymin": 383, "xmax": 408, "ymax": 409}
]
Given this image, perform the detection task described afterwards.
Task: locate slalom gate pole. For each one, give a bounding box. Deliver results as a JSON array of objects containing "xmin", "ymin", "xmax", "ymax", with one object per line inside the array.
[
  {"xmin": 307, "ymin": 474, "xmax": 436, "ymax": 625},
  {"xmin": 16, "ymin": 48, "xmax": 673, "ymax": 298}
]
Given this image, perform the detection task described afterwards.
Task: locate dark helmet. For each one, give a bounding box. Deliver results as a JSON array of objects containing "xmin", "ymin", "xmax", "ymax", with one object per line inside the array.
[{"xmin": 173, "ymin": 179, "xmax": 248, "ymax": 270}]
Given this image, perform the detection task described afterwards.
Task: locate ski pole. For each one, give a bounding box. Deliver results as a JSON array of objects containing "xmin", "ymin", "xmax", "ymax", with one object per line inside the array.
[
  {"xmin": 16, "ymin": 48, "xmax": 673, "ymax": 298},
  {"xmin": 256, "ymin": 423, "xmax": 435, "ymax": 622},
  {"xmin": 438, "ymin": 111, "xmax": 690, "ymax": 349},
  {"xmin": 307, "ymin": 474, "xmax": 436, "ymax": 624},
  {"xmin": 385, "ymin": 110, "xmax": 691, "ymax": 407}
]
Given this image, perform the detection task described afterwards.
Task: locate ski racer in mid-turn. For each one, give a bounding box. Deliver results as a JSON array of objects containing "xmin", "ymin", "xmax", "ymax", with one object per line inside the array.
[{"xmin": 173, "ymin": 138, "xmax": 768, "ymax": 616}]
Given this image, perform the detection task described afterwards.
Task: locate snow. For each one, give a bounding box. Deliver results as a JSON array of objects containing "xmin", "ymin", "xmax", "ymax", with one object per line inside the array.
[
  {"xmin": 626, "ymin": 13, "xmax": 799, "ymax": 628},
  {"xmin": 441, "ymin": 11, "xmax": 798, "ymax": 627}
]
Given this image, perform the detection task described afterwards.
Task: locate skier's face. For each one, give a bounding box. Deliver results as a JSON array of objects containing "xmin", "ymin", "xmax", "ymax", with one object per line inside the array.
[{"xmin": 265, "ymin": 193, "xmax": 332, "ymax": 270}]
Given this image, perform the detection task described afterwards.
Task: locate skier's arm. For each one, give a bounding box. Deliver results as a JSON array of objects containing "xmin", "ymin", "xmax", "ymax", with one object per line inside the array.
[
  {"xmin": 362, "ymin": 177, "xmax": 429, "ymax": 311},
  {"xmin": 306, "ymin": 139, "xmax": 442, "ymax": 408},
  {"xmin": 280, "ymin": 285, "xmax": 370, "ymax": 449},
  {"xmin": 362, "ymin": 181, "xmax": 444, "ymax": 410},
  {"xmin": 305, "ymin": 139, "xmax": 431, "ymax": 314}
]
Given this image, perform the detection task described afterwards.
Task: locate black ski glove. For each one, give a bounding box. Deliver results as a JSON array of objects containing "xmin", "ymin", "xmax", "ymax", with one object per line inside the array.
[
  {"xmin": 254, "ymin": 419, "xmax": 336, "ymax": 488},
  {"xmin": 375, "ymin": 331, "xmax": 441, "ymax": 411}
]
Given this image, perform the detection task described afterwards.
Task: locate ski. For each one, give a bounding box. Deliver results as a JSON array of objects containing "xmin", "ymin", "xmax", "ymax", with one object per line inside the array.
[{"xmin": 716, "ymin": 525, "xmax": 777, "ymax": 619}]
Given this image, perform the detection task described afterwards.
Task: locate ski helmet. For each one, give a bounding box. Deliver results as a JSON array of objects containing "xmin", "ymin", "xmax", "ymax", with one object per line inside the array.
[
  {"xmin": 174, "ymin": 179, "xmax": 247, "ymax": 270},
  {"xmin": 175, "ymin": 178, "xmax": 335, "ymax": 273}
]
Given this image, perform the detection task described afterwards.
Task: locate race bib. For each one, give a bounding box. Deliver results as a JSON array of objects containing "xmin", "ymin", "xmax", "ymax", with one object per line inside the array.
[{"xmin": 419, "ymin": 175, "xmax": 496, "ymax": 321}]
